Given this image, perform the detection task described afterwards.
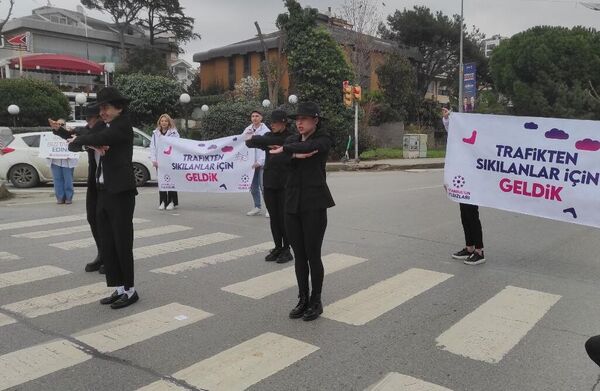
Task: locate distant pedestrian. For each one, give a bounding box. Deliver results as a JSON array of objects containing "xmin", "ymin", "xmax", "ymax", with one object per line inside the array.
[
  {"xmin": 242, "ymin": 110, "xmax": 269, "ymax": 216},
  {"xmin": 150, "ymin": 113, "xmax": 180, "ymax": 210},
  {"xmin": 245, "ymin": 109, "xmax": 294, "ymax": 264},
  {"xmin": 47, "ymin": 118, "xmax": 78, "ymax": 204},
  {"xmin": 443, "ymin": 107, "xmax": 486, "ymax": 265},
  {"xmin": 270, "ymin": 102, "xmax": 335, "ymax": 321}
]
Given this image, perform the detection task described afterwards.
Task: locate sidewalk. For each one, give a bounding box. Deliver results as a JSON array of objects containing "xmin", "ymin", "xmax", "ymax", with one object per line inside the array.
[{"xmin": 326, "ymin": 157, "xmax": 445, "ymax": 171}]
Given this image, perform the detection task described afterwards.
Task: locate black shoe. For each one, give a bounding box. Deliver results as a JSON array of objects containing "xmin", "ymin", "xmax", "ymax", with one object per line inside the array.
[
  {"xmin": 464, "ymin": 251, "xmax": 486, "ymax": 266},
  {"xmin": 265, "ymin": 247, "xmax": 283, "ymax": 262},
  {"xmin": 100, "ymin": 290, "xmax": 121, "ymax": 305},
  {"xmin": 303, "ymin": 294, "xmax": 323, "ymax": 321},
  {"xmin": 85, "ymin": 257, "xmax": 102, "ymax": 272},
  {"xmin": 289, "ymin": 293, "xmax": 309, "ymax": 319},
  {"xmin": 110, "ymin": 291, "xmax": 139, "ymax": 309},
  {"xmin": 452, "ymin": 248, "xmax": 473, "ymax": 260},
  {"xmin": 98, "ymin": 264, "xmax": 105, "ymax": 274},
  {"xmin": 275, "ymin": 248, "xmax": 293, "ymax": 264}
]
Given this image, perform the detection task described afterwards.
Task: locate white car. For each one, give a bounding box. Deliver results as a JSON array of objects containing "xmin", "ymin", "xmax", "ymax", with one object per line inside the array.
[{"xmin": 0, "ymin": 126, "xmax": 156, "ymax": 188}]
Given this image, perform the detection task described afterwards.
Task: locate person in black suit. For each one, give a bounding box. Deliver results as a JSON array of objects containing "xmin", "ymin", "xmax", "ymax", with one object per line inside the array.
[
  {"xmin": 245, "ymin": 109, "xmax": 294, "ymax": 264},
  {"xmin": 68, "ymin": 87, "xmax": 139, "ymax": 309},
  {"xmin": 50, "ymin": 106, "xmax": 106, "ymax": 275},
  {"xmin": 270, "ymin": 102, "xmax": 335, "ymax": 321}
]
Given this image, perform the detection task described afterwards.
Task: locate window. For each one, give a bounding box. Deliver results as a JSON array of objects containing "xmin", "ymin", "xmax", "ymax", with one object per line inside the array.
[
  {"xmin": 50, "ymin": 16, "xmax": 59, "ymax": 23},
  {"xmin": 228, "ymin": 57, "xmax": 236, "ymax": 90},
  {"xmin": 133, "ymin": 132, "xmax": 149, "ymax": 147},
  {"xmin": 21, "ymin": 135, "xmax": 40, "ymax": 148},
  {"xmin": 243, "ymin": 54, "xmax": 251, "ymax": 76},
  {"xmin": 59, "ymin": 17, "xmax": 67, "ymax": 24}
]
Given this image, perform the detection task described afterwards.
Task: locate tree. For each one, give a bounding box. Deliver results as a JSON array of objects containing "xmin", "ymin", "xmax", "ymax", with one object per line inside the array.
[
  {"xmin": 137, "ymin": 0, "xmax": 200, "ymax": 52},
  {"xmin": 120, "ymin": 46, "xmax": 170, "ymax": 76},
  {"xmin": 380, "ymin": 6, "xmax": 486, "ymax": 99},
  {"xmin": 80, "ymin": 0, "xmax": 144, "ymax": 58},
  {"xmin": 490, "ymin": 26, "xmax": 600, "ymax": 119},
  {"xmin": 113, "ymin": 73, "xmax": 184, "ymax": 127},
  {"xmin": 0, "ymin": 0, "xmax": 15, "ymax": 33},
  {"xmin": 0, "ymin": 79, "xmax": 70, "ymax": 127},
  {"xmin": 376, "ymin": 53, "xmax": 417, "ymax": 120}
]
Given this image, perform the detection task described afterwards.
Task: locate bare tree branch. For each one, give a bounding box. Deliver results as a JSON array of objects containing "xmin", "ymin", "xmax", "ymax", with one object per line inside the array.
[{"xmin": 0, "ymin": 0, "xmax": 15, "ymax": 33}]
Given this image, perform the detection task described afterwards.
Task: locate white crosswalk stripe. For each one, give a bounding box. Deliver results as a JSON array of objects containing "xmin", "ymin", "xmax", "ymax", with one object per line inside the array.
[
  {"xmin": 2, "ymin": 282, "xmax": 108, "ymax": 318},
  {"xmin": 151, "ymin": 242, "xmax": 273, "ymax": 275},
  {"xmin": 49, "ymin": 225, "xmax": 195, "ymax": 250},
  {"xmin": 134, "ymin": 233, "xmax": 239, "ymax": 260},
  {"xmin": 366, "ymin": 373, "xmax": 453, "ymax": 391},
  {"xmin": 12, "ymin": 218, "xmax": 149, "ymax": 239},
  {"xmin": 0, "ymin": 303, "xmax": 212, "ymax": 390},
  {"xmin": 138, "ymin": 332, "xmax": 318, "ymax": 391},
  {"xmin": 323, "ymin": 268, "xmax": 453, "ymax": 326},
  {"xmin": 0, "ymin": 252, "xmax": 20, "ymax": 262},
  {"xmin": 221, "ymin": 253, "xmax": 367, "ymax": 299},
  {"xmin": 0, "ymin": 313, "xmax": 16, "ymax": 327},
  {"xmin": 435, "ymin": 285, "xmax": 561, "ymax": 364},
  {"xmin": 0, "ymin": 266, "xmax": 71, "ymax": 289},
  {"xmin": 0, "ymin": 214, "xmax": 87, "ymax": 231}
]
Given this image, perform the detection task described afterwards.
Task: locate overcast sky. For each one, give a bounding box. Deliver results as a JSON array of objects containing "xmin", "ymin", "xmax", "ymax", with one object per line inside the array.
[{"xmin": 8, "ymin": 0, "xmax": 600, "ymax": 65}]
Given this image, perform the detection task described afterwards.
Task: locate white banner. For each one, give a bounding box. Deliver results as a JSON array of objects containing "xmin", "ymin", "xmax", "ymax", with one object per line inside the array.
[
  {"xmin": 444, "ymin": 113, "xmax": 600, "ymax": 228},
  {"xmin": 157, "ymin": 135, "xmax": 255, "ymax": 192},
  {"xmin": 38, "ymin": 133, "xmax": 80, "ymax": 160}
]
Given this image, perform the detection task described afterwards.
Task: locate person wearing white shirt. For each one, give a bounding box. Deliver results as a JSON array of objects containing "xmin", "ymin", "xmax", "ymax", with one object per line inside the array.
[
  {"xmin": 47, "ymin": 119, "xmax": 79, "ymax": 204},
  {"xmin": 149, "ymin": 114, "xmax": 180, "ymax": 210},
  {"xmin": 242, "ymin": 110, "xmax": 269, "ymax": 216}
]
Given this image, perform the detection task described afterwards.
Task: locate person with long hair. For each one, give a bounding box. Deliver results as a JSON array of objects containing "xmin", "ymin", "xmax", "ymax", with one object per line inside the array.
[
  {"xmin": 270, "ymin": 102, "xmax": 335, "ymax": 321},
  {"xmin": 47, "ymin": 118, "xmax": 79, "ymax": 205},
  {"xmin": 68, "ymin": 87, "xmax": 139, "ymax": 309},
  {"xmin": 245, "ymin": 109, "xmax": 294, "ymax": 264},
  {"xmin": 150, "ymin": 113, "xmax": 180, "ymax": 210}
]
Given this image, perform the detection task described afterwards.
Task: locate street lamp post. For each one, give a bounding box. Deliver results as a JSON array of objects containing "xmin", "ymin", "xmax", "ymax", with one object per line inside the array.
[
  {"xmin": 75, "ymin": 93, "xmax": 87, "ymax": 121},
  {"xmin": 458, "ymin": 0, "xmax": 464, "ymax": 113},
  {"xmin": 7, "ymin": 104, "xmax": 19, "ymax": 128},
  {"xmin": 179, "ymin": 93, "xmax": 191, "ymax": 137}
]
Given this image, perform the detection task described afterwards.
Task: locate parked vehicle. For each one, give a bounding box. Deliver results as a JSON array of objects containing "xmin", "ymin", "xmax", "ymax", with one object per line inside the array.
[{"xmin": 0, "ymin": 126, "xmax": 155, "ymax": 188}]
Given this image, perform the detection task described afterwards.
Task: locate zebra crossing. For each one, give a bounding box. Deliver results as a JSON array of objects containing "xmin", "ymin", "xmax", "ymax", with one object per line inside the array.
[{"xmin": 0, "ymin": 212, "xmax": 567, "ymax": 390}]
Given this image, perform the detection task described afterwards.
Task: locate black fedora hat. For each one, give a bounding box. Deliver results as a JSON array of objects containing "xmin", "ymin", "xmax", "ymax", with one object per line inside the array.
[
  {"xmin": 289, "ymin": 102, "xmax": 324, "ymax": 120},
  {"xmin": 270, "ymin": 109, "xmax": 288, "ymax": 123},
  {"xmin": 83, "ymin": 103, "xmax": 100, "ymax": 117},
  {"xmin": 96, "ymin": 86, "xmax": 130, "ymax": 106}
]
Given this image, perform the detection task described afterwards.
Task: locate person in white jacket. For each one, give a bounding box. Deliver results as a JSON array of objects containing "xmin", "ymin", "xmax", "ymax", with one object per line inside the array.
[
  {"xmin": 149, "ymin": 114, "xmax": 180, "ymax": 210},
  {"xmin": 242, "ymin": 110, "xmax": 270, "ymax": 216}
]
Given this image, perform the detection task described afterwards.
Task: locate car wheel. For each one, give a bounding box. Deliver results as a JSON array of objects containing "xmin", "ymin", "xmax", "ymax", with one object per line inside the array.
[
  {"xmin": 132, "ymin": 163, "xmax": 150, "ymax": 187},
  {"xmin": 9, "ymin": 163, "xmax": 40, "ymax": 188}
]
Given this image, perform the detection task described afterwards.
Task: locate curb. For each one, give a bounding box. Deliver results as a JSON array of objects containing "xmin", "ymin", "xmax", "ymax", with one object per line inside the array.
[{"xmin": 326, "ymin": 162, "xmax": 445, "ymax": 172}]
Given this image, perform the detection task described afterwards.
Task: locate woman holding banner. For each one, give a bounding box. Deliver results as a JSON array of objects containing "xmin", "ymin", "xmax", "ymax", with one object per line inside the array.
[
  {"xmin": 442, "ymin": 107, "xmax": 486, "ymax": 265},
  {"xmin": 150, "ymin": 114, "xmax": 180, "ymax": 210},
  {"xmin": 270, "ymin": 102, "xmax": 335, "ymax": 321}
]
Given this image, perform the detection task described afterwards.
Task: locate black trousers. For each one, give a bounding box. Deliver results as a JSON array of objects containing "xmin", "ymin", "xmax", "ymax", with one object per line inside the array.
[
  {"xmin": 286, "ymin": 209, "xmax": 327, "ymax": 295},
  {"xmin": 586, "ymin": 335, "xmax": 600, "ymax": 367},
  {"xmin": 264, "ymin": 187, "xmax": 288, "ymax": 248},
  {"xmin": 159, "ymin": 191, "xmax": 178, "ymax": 206},
  {"xmin": 459, "ymin": 203, "xmax": 483, "ymax": 249},
  {"xmin": 86, "ymin": 187, "xmax": 101, "ymax": 261},
  {"xmin": 97, "ymin": 189, "xmax": 136, "ymax": 288}
]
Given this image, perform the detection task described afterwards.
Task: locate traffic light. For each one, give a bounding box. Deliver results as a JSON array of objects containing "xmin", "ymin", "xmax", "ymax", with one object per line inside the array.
[
  {"xmin": 353, "ymin": 86, "xmax": 362, "ymax": 102},
  {"xmin": 343, "ymin": 85, "xmax": 353, "ymax": 108}
]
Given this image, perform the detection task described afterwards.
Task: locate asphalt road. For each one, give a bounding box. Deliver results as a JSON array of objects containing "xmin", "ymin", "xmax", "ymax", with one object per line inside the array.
[{"xmin": 0, "ymin": 170, "xmax": 599, "ymax": 391}]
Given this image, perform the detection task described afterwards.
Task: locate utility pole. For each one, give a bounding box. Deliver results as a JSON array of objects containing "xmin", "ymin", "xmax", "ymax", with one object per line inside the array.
[{"xmin": 458, "ymin": 0, "xmax": 464, "ymax": 113}]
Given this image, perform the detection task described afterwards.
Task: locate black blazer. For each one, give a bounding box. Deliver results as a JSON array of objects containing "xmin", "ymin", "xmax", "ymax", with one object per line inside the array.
[
  {"xmin": 282, "ymin": 129, "xmax": 335, "ymax": 213},
  {"xmin": 68, "ymin": 121, "xmax": 106, "ymax": 188},
  {"xmin": 71, "ymin": 114, "xmax": 137, "ymax": 194},
  {"xmin": 245, "ymin": 129, "xmax": 293, "ymax": 189}
]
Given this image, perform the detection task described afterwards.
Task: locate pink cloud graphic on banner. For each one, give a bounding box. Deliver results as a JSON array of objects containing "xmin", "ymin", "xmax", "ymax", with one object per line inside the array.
[
  {"xmin": 221, "ymin": 146, "xmax": 234, "ymax": 152},
  {"xmin": 575, "ymin": 138, "xmax": 600, "ymax": 151},
  {"xmin": 545, "ymin": 128, "xmax": 569, "ymax": 140}
]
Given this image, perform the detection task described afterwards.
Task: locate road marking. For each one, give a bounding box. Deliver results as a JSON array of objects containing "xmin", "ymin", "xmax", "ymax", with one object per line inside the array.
[
  {"xmin": 134, "ymin": 233, "xmax": 239, "ymax": 260},
  {"xmin": 323, "ymin": 268, "xmax": 453, "ymax": 326},
  {"xmin": 0, "ymin": 266, "xmax": 71, "ymax": 289},
  {"xmin": 74, "ymin": 303, "xmax": 213, "ymax": 353},
  {"xmin": 0, "ymin": 214, "xmax": 87, "ymax": 231},
  {"xmin": 13, "ymin": 218, "xmax": 149, "ymax": 239},
  {"xmin": 151, "ymin": 242, "xmax": 272, "ymax": 275},
  {"xmin": 49, "ymin": 225, "xmax": 194, "ymax": 250},
  {"xmin": 0, "ymin": 339, "xmax": 91, "ymax": 391},
  {"xmin": 0, "ymin": 252, "xmax": 20, "ymax": 261},
  {"xmin": 2, "ymin": 282, "xmax": 108, "ymax": 318},
  {"xmin": 221, "ymin": 253, "xmax": 367, "ymax": 299},
  {"xmin": 0, "ymin": 313, "xmax": 16, "ymax": 327},
  {"xmin": 0, "ymin": 303, "xmax": 211, "ymax": 390},
  {"xmin": 435, "ymin": 285, "xmax": 561, "ymax": 364},
  {"xmin": 366, "ymin": 373, "xmax": 453, "ymax": 391},
  {"xmin": 137, "ymin": 381, "xmax": 187, "ymax": 391},
  {"xmin": 143, "ymin": 332, "xmax": 318, "ymax": 391}
]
